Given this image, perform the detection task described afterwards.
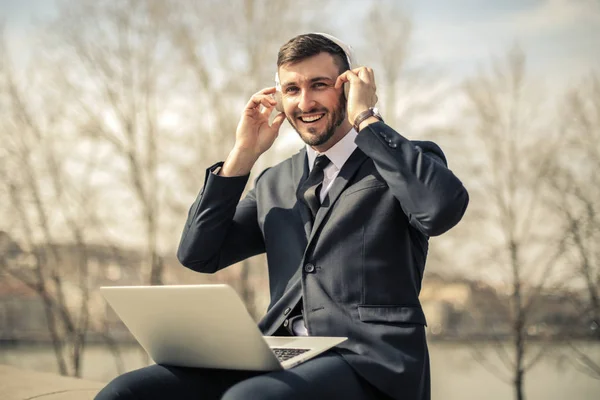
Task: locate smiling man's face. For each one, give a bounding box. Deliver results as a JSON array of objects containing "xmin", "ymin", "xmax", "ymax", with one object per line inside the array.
[{"xmin": 278, "ymin": 52, "xmax": 351, "ymax": 152}]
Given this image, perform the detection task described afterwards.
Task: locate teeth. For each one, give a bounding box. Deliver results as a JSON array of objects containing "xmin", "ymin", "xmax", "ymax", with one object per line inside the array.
[{"xmin": 300, "ymin": 114, "xmax": 324, "ymax": 123}]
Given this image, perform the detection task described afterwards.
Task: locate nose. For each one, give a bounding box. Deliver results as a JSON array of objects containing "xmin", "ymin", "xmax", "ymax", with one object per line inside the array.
[{"xmin": 298, "ymin": 89, "xmax": 316, "ymax": 112}]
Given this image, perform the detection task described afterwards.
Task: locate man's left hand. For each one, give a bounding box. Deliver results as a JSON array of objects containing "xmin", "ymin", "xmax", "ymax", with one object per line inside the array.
[{"xmin": 336, "ymin": 67, "xmax": 379, "ymax": 127}]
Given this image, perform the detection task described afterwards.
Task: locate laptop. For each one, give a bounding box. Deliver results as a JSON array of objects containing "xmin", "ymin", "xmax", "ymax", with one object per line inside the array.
[{"xmin": 100, "ymin": 284, "xmax": 347, "ymax": 371}]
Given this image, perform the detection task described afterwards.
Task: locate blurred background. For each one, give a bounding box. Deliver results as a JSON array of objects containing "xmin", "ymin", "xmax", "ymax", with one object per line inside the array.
[{"xmin": 0, "ymin": 0, "xmax": 599, "ymax": 399}]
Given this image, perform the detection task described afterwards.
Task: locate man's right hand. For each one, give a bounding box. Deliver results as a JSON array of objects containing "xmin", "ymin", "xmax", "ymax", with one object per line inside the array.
[{"xmin": 220, "ymin": 87, "xmax": 286, "ymax": 177}]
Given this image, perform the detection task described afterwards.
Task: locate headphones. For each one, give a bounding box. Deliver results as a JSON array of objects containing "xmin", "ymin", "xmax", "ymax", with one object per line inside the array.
[{"xmin": 274, "ymin": 32, "xmax": 356, "ymax": 112}]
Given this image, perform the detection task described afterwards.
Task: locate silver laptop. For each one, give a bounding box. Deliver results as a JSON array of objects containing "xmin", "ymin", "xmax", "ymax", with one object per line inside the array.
[{"xmin": 100, "ymin": 284, "xmax": 347, "ymax": 371}]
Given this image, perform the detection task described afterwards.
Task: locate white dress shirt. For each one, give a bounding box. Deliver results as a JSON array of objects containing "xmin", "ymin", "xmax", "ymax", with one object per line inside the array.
[{"xmin": 306, "ymin": 128, "xmax": 358, "ymax": 203}]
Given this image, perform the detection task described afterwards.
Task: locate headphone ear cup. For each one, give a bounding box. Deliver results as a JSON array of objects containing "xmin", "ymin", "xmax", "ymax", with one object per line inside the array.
[{"xmin": 274, "ymin": 91, "xmax": 284, "ymax": 112}]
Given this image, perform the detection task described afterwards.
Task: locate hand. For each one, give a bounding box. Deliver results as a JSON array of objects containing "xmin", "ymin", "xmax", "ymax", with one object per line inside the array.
[
  {"xmin": 335, "ymin": 67, "xmax": 378, "ymax": 126},
  {"xmin": 234, "ymin": 87, "xmax": 286, "ymax": 159}
]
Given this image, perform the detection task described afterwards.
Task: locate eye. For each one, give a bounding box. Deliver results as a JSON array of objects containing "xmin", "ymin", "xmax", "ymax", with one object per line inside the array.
[
  {"xmin": 284, "ymin": 86, "xmax": 299, "ymax": 94},
  {"xmin": 313, "ymin": 82, "xmax": 328, "ymax": 89}
]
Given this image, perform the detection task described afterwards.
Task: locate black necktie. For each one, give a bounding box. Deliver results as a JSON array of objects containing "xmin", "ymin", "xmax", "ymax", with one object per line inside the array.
[{"xmin": 298, "ymin": 155, "xmax": 331, "ymax": 219}]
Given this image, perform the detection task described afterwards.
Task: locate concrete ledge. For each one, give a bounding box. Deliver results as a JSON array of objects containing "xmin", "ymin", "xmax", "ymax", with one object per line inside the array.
[{"xmin": 0, "ymin": 364, "xmax": 104, "ymax": 400}]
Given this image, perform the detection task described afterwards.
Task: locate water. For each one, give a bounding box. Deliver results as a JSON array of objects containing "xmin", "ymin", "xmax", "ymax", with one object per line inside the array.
[{"xmin": 1, "ymin": 341, "xmax": 599, "ymax": 399}]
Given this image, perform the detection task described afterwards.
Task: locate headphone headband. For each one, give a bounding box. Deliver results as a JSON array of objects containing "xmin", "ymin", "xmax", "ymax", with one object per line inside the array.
[{"xmin": 310, "ymin": 32, "xmax": 356, "ymax": 68}]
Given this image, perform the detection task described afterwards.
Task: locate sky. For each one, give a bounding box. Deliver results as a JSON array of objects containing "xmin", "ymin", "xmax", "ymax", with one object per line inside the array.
[
  {"xmin": 2, "ymin": 0, "xmax": 599, "ymax": 92},
  {"xmin": 405, "ymin": 0, "xmax": 600, "ymax": 88}
]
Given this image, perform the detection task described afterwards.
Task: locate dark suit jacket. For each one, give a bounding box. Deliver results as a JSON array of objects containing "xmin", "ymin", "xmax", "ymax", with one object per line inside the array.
[{"xmin": 177, "ymin": 121, "xmax": 469, "ymax": 400}]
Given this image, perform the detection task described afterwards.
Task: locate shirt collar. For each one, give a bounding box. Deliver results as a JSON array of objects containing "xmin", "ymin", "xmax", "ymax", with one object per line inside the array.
[{"xmin": 306, "ymin": 128, "xmax": 358, "ymax": 172}]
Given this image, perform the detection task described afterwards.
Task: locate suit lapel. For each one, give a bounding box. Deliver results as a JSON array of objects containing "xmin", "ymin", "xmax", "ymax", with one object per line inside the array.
[
  {"xmin": 291, "ymin": 148, "xmax": 313, "ymax": 238},
  {"xmin": 309, "ymin": 148, "xmax": 369, "ymax": 244}
]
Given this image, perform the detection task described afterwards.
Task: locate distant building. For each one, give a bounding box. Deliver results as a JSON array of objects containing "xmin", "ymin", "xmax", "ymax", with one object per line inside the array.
[
  {"xmin": 2, "ymin": 231, "xmax": 590, "ymax": 342},
  {"xmin": 421, "ymin": 272, "xmax": 592, "ymax": 339},
  {"xmin": 0, "ymin": 231, "xmax": 151, "ymax": 341},
  {"xmin": 0, "ymin": 231, "xmax": 269, "ymax": 341}
]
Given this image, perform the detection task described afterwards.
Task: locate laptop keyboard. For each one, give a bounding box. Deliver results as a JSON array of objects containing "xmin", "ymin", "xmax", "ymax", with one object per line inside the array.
[{"xmin": 272, "ymin": 348, "xmax": 310, "ymax": 362}]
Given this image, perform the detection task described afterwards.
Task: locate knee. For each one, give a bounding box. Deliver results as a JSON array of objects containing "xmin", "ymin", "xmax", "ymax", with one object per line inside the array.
[
  {"xmin": 221, "ymin": 384, "xmax": 271, "ymax": 400},
  {"xmin": 221, "ymin": 376, "xmax": 301, "ymax": 400},
  {"xmin": 221, "ymin": 380, "xmax": 267, "ymax": 400},
  {"xmin": 94, "ymin": 371, "xmax": 139, "ymax": 400}
]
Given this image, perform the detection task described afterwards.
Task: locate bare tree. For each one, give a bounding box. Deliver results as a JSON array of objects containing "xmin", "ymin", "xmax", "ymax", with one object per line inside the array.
[
  {"xmin": 0, "ymin": 26, "xmax": 124, "ymax": 377},
  {"xmin": 163, "ymin": 0, "xmax": 329, "ymax": 317},
  {"xmin": 360, "ymin": 1, "xmax": 464, "ymax": 282},
  {"xmin": 459, "ymin": 46, "xmax": 566, "ymax": 400},
  {"xmin": 41, "ymin": 0, "xmax": 326, "ymax": 296},
  {"xmin": 547, "ymin": 72, "xmax": 600, "ymax": 378},
  {"xmin": 41, "ymin": 0, "xmax": 189, "ymax": 286},
  {"xmin": 362, "ymin": 0, "xmax": 452, "ymax": 132}
]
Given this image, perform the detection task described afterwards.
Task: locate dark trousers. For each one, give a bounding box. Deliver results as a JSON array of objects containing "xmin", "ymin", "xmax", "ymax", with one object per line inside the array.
[{"xmin": 95, "ymin": 351, "xmax": 387, "ymax": 400}]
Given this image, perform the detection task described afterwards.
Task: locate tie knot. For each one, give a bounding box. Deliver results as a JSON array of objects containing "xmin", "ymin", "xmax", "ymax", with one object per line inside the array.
[{"xmin": 312, "ymin": 155, "xmax": 331, "ymax": 172}]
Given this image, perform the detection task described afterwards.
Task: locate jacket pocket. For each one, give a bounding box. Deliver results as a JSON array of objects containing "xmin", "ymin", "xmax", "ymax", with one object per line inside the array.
[
  {"xmin": 343, "ymin": 178, "xmax": 387, "ymax": 197},
  {"xmin": 358, "ymin": 305, "xmax": 427, "ymax": 326}
]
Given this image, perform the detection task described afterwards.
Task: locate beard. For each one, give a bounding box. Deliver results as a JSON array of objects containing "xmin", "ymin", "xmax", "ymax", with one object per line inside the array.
[{"xmin": 287, "ymin": 93, "xmax": 346, "ymax": 147}]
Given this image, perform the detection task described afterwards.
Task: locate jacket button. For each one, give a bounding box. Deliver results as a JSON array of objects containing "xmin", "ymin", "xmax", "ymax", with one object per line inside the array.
[
  {"xmin": 283, "ymin": 319, "xmax": 289, "ymax": 327},
  {"xmin": 284, "ymin": 307, "xmax": 291, "ymax": 315},
  {"xmin": 304, "ymin": 263, "xmax": 315, "ymax": 273},
  {"xmin": 389, "ymin": 142, "xmax": 398, "ymax": 148}
]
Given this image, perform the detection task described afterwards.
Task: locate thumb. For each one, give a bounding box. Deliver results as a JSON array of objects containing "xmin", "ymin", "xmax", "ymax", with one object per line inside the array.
[{"xmin": 271, "ymin": 112, "xmax": 286, "ymax": 130}]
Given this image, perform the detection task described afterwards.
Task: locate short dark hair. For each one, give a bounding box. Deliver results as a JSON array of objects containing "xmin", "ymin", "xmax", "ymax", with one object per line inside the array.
[{"xmin": 277, "ymin": 33, "xmax": 350, "ymax": 74}]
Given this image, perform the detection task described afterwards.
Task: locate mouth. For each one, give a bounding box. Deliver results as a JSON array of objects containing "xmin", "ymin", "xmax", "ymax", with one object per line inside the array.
[{"xmin": 298, "ymin": 113, "xmax": 325, "ymax": 124}]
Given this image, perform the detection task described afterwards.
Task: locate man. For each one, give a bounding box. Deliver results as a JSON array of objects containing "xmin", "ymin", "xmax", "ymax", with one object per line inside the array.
[{"xmin": 96, "ymin": 33, "xmax": 468, "ymax": 400}]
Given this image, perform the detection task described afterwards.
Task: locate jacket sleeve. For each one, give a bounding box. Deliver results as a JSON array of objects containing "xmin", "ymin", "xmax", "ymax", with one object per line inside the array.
[
  {"xmin": 355, "ymin": 121, "xmax": 469, "ymax": 237},
  {"xmin": 176, "ymin": 162, "xmax": 266, "ymax": 273}
]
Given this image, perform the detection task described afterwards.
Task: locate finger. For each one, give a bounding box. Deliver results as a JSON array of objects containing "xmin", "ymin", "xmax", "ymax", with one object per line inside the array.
[
  {"xmin": 356, "ymin": 67, "xmax": 372, "ymax": 83},
  {"xmin": 256, "ymin": 86, "xmax": 277, "ymax": 95},
  {"xmin": 247, "ymin": 88, "xmax": 278, "ymax": 107},
  {"xmin": 271, "ymin": 112, "xmax": 286, "ymax": 130},
  {"xmin": 261, "ymin": 103, "xmax": 274, "ymax": 117},
  {"xmin": 261, "ymin": 97, "xmax": 276, "ymax": 108},
  {"xmin": 335, "ymin": 72, "xmax": 348, "ymax": 89},
  {"xmin": 351, "ymin": 67, "xmax": 369, "ymax": 77},
  {"xmin": 366, "ymin": 67, "xmax": 375, "ymax": 82},
  {"xmin": 246, "ymin": 94, "xmax": 277, "ymax": 110},
  {"xmin": 335, "ymin": 70, "xmax": 359, "ymax": 89}
]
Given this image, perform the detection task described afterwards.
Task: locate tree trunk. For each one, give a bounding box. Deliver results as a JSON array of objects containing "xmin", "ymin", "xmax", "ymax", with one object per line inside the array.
[
  {"xmin": 510, "ymin": 239, "xmax": 526, "ymax": 400},
  {"xmin": 514, "ymin": 321, "xmax": 525, "ymax": 400},
  {"xmin": 147, "ymin": 211, "xmax": 163, "ymax": 285},
  {"xmin": 514, "ymin": 366, "xmax": 525, "ymax": 400},
  {"xmin": 238, "ymin": 260, "xmax": 255, "ymax": 319},
  {"xmin": 40, "ymin": 293, "xmax": 69, "ymax": 376}
]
